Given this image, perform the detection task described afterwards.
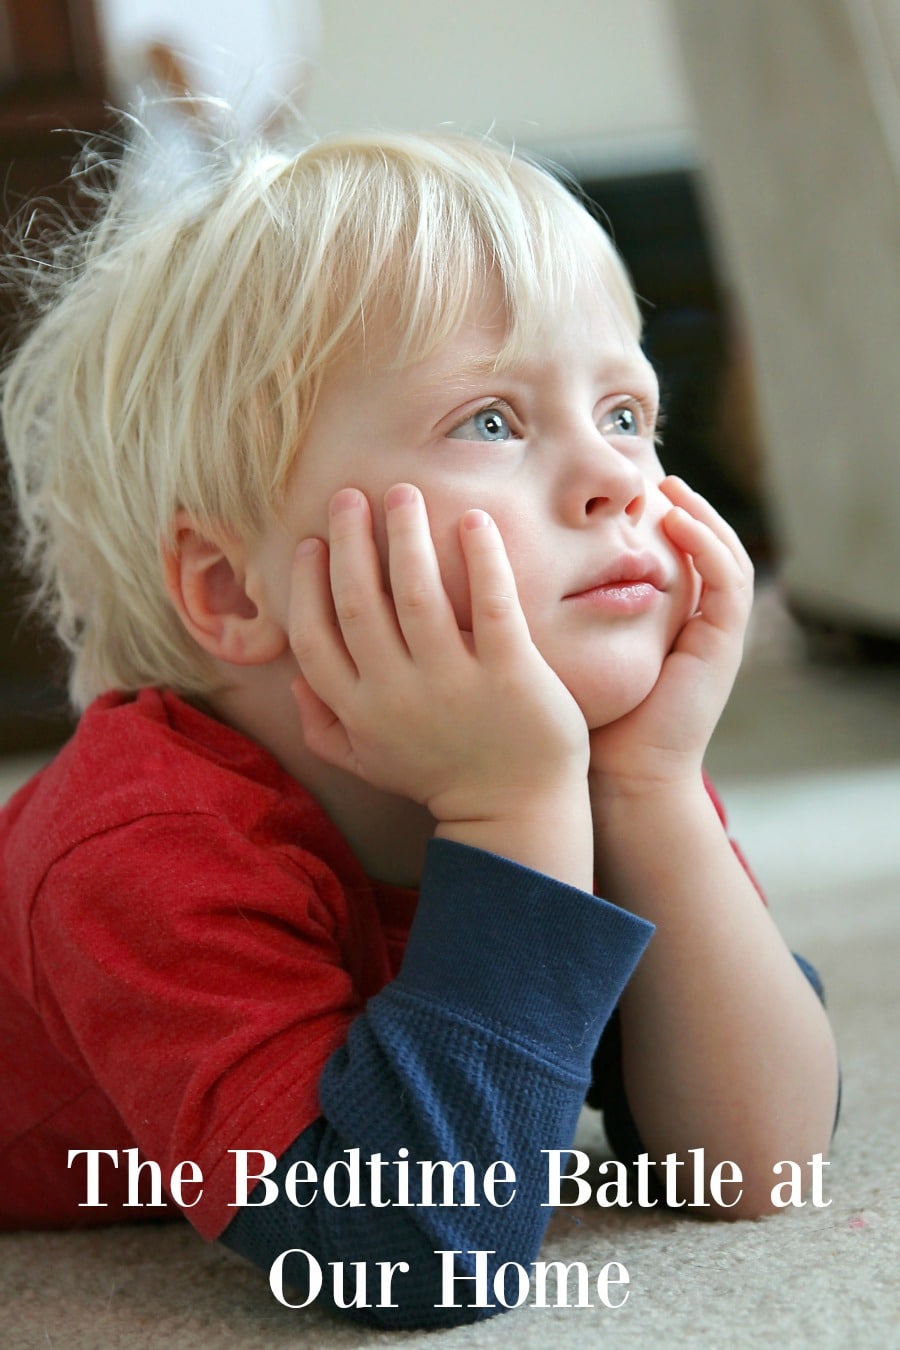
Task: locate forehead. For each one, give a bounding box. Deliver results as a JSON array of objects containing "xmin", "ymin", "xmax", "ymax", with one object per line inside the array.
[
  {"xmin": 501, "ymin": 271, "xmax": 648, "ymax": 379},
  {"xmin": 341, "ymin": 269, "xmax": 655, "ymax": 416},
  {"xmin": 335, "ymin": 181, "xmax": 641, "ymax": 363},
  {"xmin": 500, "ymin": 227, "xmax": 643, "ymax": 364},
  {"xmin": 431, "ymin": 264, "xmax": 645, "ymax": 374}
]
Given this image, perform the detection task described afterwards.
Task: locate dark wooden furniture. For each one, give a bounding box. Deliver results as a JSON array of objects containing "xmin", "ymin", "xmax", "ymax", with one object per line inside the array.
[{"xmin": 0, "ymin": 0, "xmax": 112, "ymax": 751}]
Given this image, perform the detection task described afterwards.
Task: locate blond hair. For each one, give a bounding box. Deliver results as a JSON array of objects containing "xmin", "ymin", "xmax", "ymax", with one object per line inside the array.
[{"xmin": 1, "ymin": 120, "xmax": 641, "ymax": 710}]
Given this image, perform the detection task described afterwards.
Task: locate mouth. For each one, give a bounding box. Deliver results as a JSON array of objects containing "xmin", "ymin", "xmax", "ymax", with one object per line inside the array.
[{"xmin": 564, "ymin": 552, "xmax": 668, "ymax": 614}]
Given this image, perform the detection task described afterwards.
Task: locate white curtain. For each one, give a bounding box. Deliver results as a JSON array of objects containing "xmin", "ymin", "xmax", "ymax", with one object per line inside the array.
[{"xmin": 669, "ymin": 0, "xmax": 900, "ymax": 634}]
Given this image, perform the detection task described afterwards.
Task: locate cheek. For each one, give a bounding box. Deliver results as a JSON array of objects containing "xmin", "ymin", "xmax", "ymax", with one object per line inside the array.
[{"xmin": 416, "ymin": 493, "xmax": 537, "ymax": 634}]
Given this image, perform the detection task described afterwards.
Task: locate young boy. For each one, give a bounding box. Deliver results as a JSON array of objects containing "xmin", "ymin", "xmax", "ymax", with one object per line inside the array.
[{"xmin": 0, "ymin": 127, "xmax": 838, "ymax": 1329}]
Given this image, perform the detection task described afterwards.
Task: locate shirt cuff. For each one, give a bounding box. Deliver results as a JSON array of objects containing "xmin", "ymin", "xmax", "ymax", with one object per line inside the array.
[{"xmin": 394, "ymin": 837, "xmax": 654, "ymax": 1078}]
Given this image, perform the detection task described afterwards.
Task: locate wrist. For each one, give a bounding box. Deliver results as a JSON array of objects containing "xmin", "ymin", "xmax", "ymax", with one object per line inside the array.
[
  {"xmin": 433, "ymin": 780, "xmax": 594, "ymax": 893},
  {"xmin": 590, "ymin": 776, "xmax": 729, "ymax": 915},
  {"xmin": 588, "ymin": 752, "xmax": 705, "ymax": 810},
  {"xmin": 590, "ymin": 770, "xmax": 712, "ymax": 851}
]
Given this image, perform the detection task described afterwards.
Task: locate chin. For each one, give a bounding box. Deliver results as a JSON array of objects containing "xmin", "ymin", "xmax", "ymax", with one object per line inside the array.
[{"xmin": 570, "ymin": 661, "xmax": 664, "ymax": 731}]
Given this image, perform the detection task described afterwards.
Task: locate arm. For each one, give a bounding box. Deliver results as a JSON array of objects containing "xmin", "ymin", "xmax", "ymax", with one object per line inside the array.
[
  {"xmin": 588, "ymin": 942, "xmax": 836, "ymax": 1190},
  {"xmin": 587, "ymin": 478, "xmax": 839, "ymax": 1217},
  {"xmin": 223, "ymin": 838, "xmax": 653, "ymax": 1329}
]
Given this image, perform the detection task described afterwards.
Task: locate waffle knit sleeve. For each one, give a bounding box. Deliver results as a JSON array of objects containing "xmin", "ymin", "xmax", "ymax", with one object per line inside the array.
[{"xmin": 221, "ymin": 837, "xmax": 653, "ymax": 1329}]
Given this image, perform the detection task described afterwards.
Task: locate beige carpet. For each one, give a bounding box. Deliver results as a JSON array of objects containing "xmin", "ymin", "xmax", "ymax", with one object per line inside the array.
[{"xmin": 3, "ymin": 590, "xmax": 899, "ymax": 1349}]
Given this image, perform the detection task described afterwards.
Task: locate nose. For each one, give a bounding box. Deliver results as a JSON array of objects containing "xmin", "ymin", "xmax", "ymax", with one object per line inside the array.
[{"xmin": 560, "ymin": 426, "xmax": 648, "ymax": 525}]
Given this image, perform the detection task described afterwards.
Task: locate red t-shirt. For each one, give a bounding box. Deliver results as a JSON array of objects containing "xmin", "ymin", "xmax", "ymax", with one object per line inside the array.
[{"xmin": 0, "ymin": 688, "xmax": 416, "ymax": 1237}]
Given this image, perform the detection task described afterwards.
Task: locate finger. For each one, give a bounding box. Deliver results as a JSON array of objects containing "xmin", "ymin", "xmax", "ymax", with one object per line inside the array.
[
  {"xmin": 290, "ymin": 672, "xmax": 357, "ymax": 774},
  {"xmin": 660, "ymin": 476, "xmax": 753, "ymax": 580},
  {"xmin": 327, "ymin": 488, "xmax": 403, "ymax": 673},
  {"xmin": 663, "ymin": 507, "xmax": 753, "ymax": 636},
  {"xmin": 384, "ymin": 483, "xmax": 460, "ymax": 661},
  {"xmin": 288, "ymin": 535, "xmax": 358, "ymax": 697},
  {"xmin": 458, "ymin": 509, "xmax": 533, "ymax": 667}
]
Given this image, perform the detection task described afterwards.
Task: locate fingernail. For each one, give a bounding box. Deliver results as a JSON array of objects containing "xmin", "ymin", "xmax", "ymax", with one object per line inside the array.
[
  {"xmin": 331, "ymin": 488, "xmax": 364, "ymax": 515},
  {"xmin": 385, "ymin": 483, "xmax": 418, "ymax": 511},
  {"xmin": 297, "ymin": 537, "xmax": 319, "ymax": 557},
  {"xmin": 462, "ymin": 509, "xmax": 491, "ymax": 530}
]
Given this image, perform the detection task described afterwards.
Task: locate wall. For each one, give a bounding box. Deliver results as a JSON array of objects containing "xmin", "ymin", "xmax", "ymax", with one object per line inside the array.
[
  {"xmin": 306, "ymin": 0, "xmax": 694, "ymax": 171},
  {"xmin": 306, "ymin": 0, "xmax": 696, "ymax": 170},
  {"xmin": 96, "ymin": 0, "xmax": 694, "ymax": 173}
]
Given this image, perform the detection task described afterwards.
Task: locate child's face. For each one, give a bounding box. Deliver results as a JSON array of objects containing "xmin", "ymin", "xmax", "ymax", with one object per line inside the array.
[{"xmin": 255, "ymin": 269, "xmax": 698, "ymax": 730}]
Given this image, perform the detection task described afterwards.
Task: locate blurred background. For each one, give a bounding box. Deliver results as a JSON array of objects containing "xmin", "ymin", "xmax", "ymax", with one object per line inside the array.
[{"xmin": 0, "ymin": 1, "xmax": 898, "ymax": 834}]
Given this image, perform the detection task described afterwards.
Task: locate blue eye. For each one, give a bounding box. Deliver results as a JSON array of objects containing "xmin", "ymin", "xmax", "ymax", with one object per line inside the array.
[
  {"xmin": 602, "ymin": 404, "xmax": 640, "ymax": 437},
  {"xmin": 448, "ymin": 407, "xmax": 513, "ymax": 443}
]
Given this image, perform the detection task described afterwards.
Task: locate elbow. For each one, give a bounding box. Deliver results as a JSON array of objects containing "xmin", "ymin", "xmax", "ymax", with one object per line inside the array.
[
  {"xmin": 705, "ymin": 1187, "xmax": 783, "ymax": 1223},
  {"xmin": 653, "ymin": 1098, "xmax": 838, "ymax": 1221},
  {"xmin": 704, "ymin": 1059, "xmax": 841, "ymax": 1222},
  {"xmin": 692, "ymin": 1137, "xmax": 836, "ymax": 1222}
]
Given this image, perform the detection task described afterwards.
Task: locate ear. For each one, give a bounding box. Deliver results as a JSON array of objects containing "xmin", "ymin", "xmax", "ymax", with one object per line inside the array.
[{"xmin": 162, "ymin": 511, "xmax": 288, "ymax": 667}]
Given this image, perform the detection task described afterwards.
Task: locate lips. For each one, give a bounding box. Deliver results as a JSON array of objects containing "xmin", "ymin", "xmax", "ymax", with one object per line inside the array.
[{"xmin": 564, "ymin": 551, "xmax": 668, "ymax": 599}]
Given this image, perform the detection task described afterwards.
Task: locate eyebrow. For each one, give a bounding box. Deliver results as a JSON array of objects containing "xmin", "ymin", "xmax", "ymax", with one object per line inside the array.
[
  {"xmin": 429, "ymin": 352, "xmax": 503, "ymax": 384},
  {"xmin": 411, "ymin": 341, "xmax": 659, "ymax": 412},
  {"xmin": 411, "ymin": 352, "xmax": 504, "ymax": 406}
]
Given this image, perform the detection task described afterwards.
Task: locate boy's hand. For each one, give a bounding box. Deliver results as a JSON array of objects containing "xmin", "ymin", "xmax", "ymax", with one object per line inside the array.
[
  {"xmin": 288, "ymin": 484, "xmax": 592, "ymax": 883},
  {"xmin": 588, "ymin": 476, "xmax": 754, "ymax": 798}
]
